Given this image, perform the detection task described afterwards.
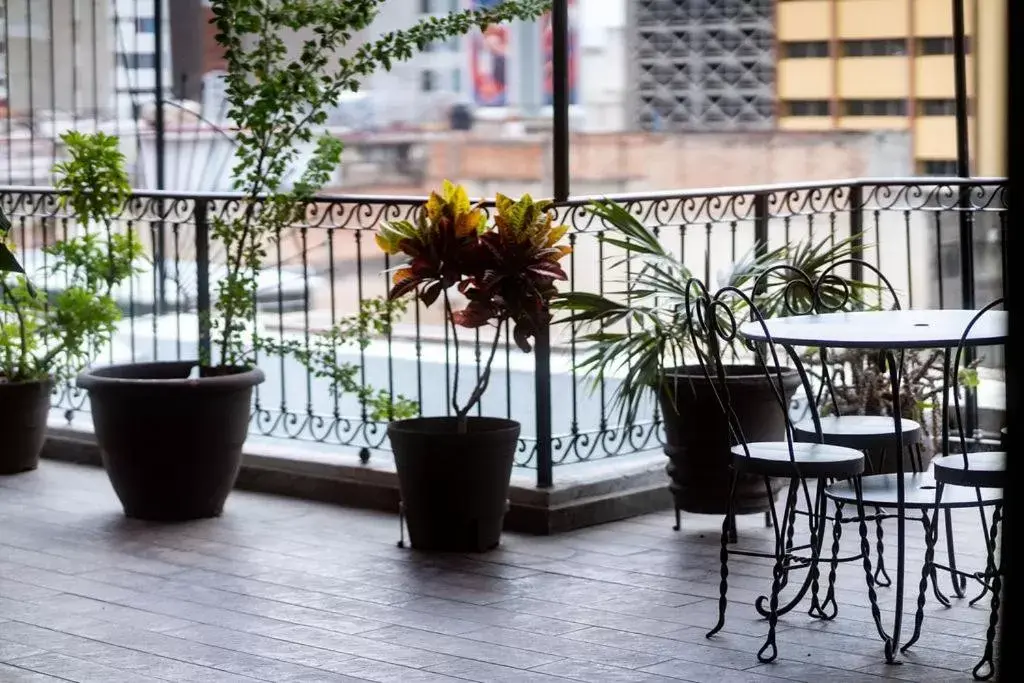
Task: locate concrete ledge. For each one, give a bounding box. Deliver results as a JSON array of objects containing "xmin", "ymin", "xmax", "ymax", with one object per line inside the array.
[{"xmin": 42, "ymin": 424, "xmax": 672, "ymax": 535}]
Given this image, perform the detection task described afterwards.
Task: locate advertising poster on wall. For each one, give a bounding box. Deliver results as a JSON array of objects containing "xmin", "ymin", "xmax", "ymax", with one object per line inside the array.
[
  {"xmin": 542, "ymin": 0, "xmax": 578, "ymax": 106},
  {"xmin": 470, "ymin": 0, "xmax": 509, "ymax": 107}
]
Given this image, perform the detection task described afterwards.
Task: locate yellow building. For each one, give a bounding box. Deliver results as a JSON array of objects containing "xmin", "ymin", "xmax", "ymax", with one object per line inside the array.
[{"xmin": 776, "ymin": 0, "xmax": 1005, "ymax": 176}]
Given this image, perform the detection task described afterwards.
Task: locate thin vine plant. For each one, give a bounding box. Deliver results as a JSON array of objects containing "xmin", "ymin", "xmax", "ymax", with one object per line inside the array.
[{"xmin": 207, "ymin": 0, "xmax": 551, "ymax": 420}]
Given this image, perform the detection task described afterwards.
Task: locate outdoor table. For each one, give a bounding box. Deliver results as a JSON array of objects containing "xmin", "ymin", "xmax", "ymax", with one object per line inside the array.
[{"xmin": 738, "ymin": 308, "xmax": 1007, "ymax": 663}]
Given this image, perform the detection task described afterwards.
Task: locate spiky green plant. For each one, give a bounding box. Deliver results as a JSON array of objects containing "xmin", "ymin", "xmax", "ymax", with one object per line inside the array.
[{"xmin": 554, "ymin": 199, "xmax": 877, "ymax": 425}]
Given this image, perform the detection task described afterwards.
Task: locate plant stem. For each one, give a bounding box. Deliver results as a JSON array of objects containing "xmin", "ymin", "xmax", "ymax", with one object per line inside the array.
[
  {"xmin": 455, "ymin": 320, "xmax": 504, "ymax": 433},
  {"xmin": 218, "ymin": 9, "xmax": 277, "ymax": 368},
  {"xmin": 1, "ymin": 282, "xmax": 29, "ymax": 379},
  {"xmin": 443, "ymin": 287, "xmax": 462, "ymax": 419}
]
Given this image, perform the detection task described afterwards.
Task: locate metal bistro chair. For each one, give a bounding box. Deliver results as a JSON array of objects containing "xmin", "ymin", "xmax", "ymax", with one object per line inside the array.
[
  {"xmin": 903, "ymin": 300, "xmax": 1006, "ymax": 680},
  {"xmin": 777, "ymin": 260, "xmax": 928, "ymax": 590},
  {"xmin": 686, "ymin": 279, "xmax": 881, "ymax": 664}
]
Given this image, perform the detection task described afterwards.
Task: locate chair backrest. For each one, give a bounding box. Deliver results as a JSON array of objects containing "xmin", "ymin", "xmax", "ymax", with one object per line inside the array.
[
  {"xmin": 750, "ymin": 258, "xmax": 904, "ymax": 421},
  {"xmin": 683, "ymin": 275, "xmax": 821, "ymax": 469},
  {"xmin": 945, "ymin": 298, "xmax": 1005, "ymax": 470}
]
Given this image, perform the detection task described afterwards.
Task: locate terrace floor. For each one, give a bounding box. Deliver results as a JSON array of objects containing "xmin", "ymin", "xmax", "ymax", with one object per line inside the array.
[{"xmin": 0, "ymin": 462, "xmax": 998, "ymax": 682}]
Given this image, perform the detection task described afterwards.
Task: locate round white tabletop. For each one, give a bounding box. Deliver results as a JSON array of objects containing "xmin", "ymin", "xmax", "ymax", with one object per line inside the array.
[{"xmin": 738, "ymin": 309, "xmax": 1007, "ymax": 349}]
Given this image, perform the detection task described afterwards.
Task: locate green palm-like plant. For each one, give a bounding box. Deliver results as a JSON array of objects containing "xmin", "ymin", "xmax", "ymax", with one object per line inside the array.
[{"xmin": 554, "ymin": 199, "xmax": 877, "ymax": 426}]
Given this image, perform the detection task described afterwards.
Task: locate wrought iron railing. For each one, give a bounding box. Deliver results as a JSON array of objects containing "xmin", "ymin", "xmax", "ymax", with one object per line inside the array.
[{"xmin": 1, "ymin": 178, "xmax": 1007, "ymax": 487}]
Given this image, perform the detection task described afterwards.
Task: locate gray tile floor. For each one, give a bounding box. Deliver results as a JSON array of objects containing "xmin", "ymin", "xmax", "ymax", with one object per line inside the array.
[{"xmin": 0, "ymin": 462, "xmax": 1000, "ymax": 682}]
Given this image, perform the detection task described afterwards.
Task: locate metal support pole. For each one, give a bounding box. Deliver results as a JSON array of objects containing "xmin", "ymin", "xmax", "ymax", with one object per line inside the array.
[
  {"xmin": 551, "ymin": 0, "xmax": 569, "ymax": 201},
  {"xmin": 752, "ymin": 193, "xmax": 769, "ymax": 357},
  {"xmin": 154, "ymin": 0, "xmax": 168, "ymax": 313},
  {"xmin": 849, "ymin": 184, "xmax": 865, "ymax": 287},
  {"xmin": 534, "ymin": 323, "xmax": 553, "ymax": 488},
  {"xmin": 535, "ymin": 0, "xmax": 569, "ymax": 489},
  {"xmin": 195, "ymin": 198, "xmax": 211, "ymax": 364},
  {"xmin": 952, "ymin": 0, "xmax": 978, "ymax": 435}
]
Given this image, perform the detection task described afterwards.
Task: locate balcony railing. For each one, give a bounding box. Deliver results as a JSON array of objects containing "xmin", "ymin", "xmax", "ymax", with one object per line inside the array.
[{"xmin": 1, "ymin": 177, "xmax": 1007, "ymax": 488}]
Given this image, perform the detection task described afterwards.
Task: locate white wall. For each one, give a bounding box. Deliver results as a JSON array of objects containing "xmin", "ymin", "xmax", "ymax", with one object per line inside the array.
[
  {"xmin": 362, "ymin": 1, "xmax": 466, "ymax": 127},
  {"xmin": 576, "ymin": 0, "xmax": 628, "ymax": 131}
]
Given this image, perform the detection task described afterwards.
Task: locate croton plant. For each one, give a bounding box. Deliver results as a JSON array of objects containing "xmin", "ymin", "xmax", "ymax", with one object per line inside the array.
[{"xmin": 376, "ymin": 181, "xmax": 571, "ymax": 429}]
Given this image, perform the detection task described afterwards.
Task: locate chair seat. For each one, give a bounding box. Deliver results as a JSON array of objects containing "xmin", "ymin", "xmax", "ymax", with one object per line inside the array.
[
  {"xmin": 825, "ymin": 472, "xmax": 1003, "ymax": 509},
  {"xmin": 932, "ymin": 451, "xmax": 1007, "ymax": 489},
  {"xmin": 731, "ymin": 442, "xmax": 864, "ymax": 479},
  {"xmin": 793, "ymin": 415, "xmax": 922, "ymax": 449}
]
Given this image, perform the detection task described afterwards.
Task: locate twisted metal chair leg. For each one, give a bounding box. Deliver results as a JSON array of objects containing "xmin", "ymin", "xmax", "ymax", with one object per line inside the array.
[
  {"xmin": 777, "ymin": 480, "xmax": 800, "ymax": 593},
  {"xmin": 807, "ymin": 481, "xmax": 833, "ymax": 620},
  {"xmin": 902, "ymin": 502, "xmax": 942, "ymax": 653},
  {"xmin": 853, "ymin": 477, "xmax": 894, "ymax": 661},
  {"xmin": 923, "ymin": 508, "xmax": 952, "ymax": 608},
  {"xmin": 755, "ymin": 479, "xmax": 810, "ymax": 619},
  {"xmin": 945, "ymin": 507, "xmax": 967, "ymax": 598},
  {"xmin": 757, "ymin": 477, "xmax": 798, "ymax": 664},
  {"xmin": 972, "ymin": 504, "xmax": 1002, "ymax": 681},
  {"xmin": 813, "ymin": 494, "xmax": 842, "ymax": 621},
  {"xmin": 873, "ymin": 506, "xmax": 892, "ymax": 587},
  {"xmin": 970, "ymin": 504, "xmax": 999, "ymax": 607},
  {"xmin": 706, "ymin": 469, "xmax": 738, "ymax": 639}
]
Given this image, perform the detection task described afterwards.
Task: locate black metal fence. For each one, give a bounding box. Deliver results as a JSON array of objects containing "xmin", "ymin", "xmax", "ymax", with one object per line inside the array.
[{"xmin": 1, "ymin": 177, "xmax": 1007, "ymax": 487}]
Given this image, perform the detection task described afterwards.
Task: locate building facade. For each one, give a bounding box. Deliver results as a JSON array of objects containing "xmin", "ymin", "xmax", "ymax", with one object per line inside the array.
[
  {"xmin": 1, "ymin": 0, "xmax": 112, "ymax": 117},
  {"xmin": 775, "ymin": 0, "xmax": 1004, "ymax": 176},
  {"xmin": 626, "ymin": 0, "xmax": 1005, "ymax": 177},
  {"xmin": 630, "ymin": 0, "xmax": 776, "ymax": 131},
  {"xmin": 110, "ymin": 0, "xmax": 172, "ymax": 118}
]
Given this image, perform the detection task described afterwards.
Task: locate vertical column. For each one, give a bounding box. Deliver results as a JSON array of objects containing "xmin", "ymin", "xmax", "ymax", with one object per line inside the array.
[
  {"xmin": 973, "ymin": 0, "xmax": 1006, "ymax": 177},
  {"xmin": 154, "ymin": 0, "xmax": 167, "ymax": 312},
  {"xmin": 535, "ymin": 0, "xmax": 569, "ymax": 490}
]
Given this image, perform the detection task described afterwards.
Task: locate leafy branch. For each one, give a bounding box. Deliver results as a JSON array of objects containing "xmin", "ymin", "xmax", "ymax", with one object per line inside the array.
[
  {"xmin": 208, "ymin": 0, "xmax": 551, "ymax": 370},
  {"xmin": 257, "ymin": 297, "xmax": 418, "ymax": 422}
]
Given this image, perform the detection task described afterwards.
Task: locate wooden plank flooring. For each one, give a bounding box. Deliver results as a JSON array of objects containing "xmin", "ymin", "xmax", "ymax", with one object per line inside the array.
[{"xmin": 0, "ymin": 462, "xmax": 999, "ymax": 682}]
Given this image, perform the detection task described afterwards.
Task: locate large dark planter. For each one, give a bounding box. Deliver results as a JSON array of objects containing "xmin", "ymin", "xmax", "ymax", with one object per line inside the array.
[
  {"xmin": 659, "ymin": 364, "xmax": 802, "ymax": 516},
  {"xmin": 77, "ymin": 361, "xmax": 264, "ymax": 521},
  {"xmin": 388, "ymin": 416, "xmax": 520, "ymax": 552},
  {"xmin": 0, "ymin": 378, "xmax": 53, "ymax": 474}
]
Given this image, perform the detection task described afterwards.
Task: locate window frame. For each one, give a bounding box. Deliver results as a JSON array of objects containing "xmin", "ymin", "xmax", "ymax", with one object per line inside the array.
[
  {"xmin": 784, "ymin": 99, "xmax": 831, "ymax": 117},
  {"xmin": 917, "ymin": 98, "xmax": 958, "ymax": 116},
  {"xmin": 842, "ymin": 99, "xmax": 908, "ymax": 116},
  {"xmin": 841, "ymin": 38, "xmax": 908, "ymax": 57},
  {"xmin": 781, "ymin": 40, "xmax": 830, "ymax": 59}
]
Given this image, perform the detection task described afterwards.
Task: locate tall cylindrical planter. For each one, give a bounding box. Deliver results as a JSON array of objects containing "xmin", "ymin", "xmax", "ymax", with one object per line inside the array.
[
  {"xmin": 77, "ymin": 361, "xmax": 264, "ymax": 521},
  {"xmin": 659, "ymin": 365, "xmax": 801, "ymax": 515},
  {"xmin": 388, "ymin": 416, "xmax": 520, "ymax": 552},
  {"xmin": 0, "ymin": 378, "xmax": 53, "ymax": 474}
]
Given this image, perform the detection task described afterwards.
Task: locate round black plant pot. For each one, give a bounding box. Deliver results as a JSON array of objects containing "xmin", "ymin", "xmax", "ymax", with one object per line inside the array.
[
  {"xmin": 0, "ymin": 378, "xmax": 53, "ymax": 474},
  {"xmin": 659, "ymin": 365, "xmax": 801, "ymax": 516},
  {"xmin": 389, "ymin": 416, "xmax": 520, "ymax": 552},
  {"xmin": 77, "ymin": 361, "xmax": 264, "ymax": 521}
]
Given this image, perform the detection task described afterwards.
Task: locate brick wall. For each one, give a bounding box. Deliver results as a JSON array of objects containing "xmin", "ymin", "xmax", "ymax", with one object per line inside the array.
[{"xmin": 415, "ymin": 130, "xmax": 911, "ymax": 195}]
